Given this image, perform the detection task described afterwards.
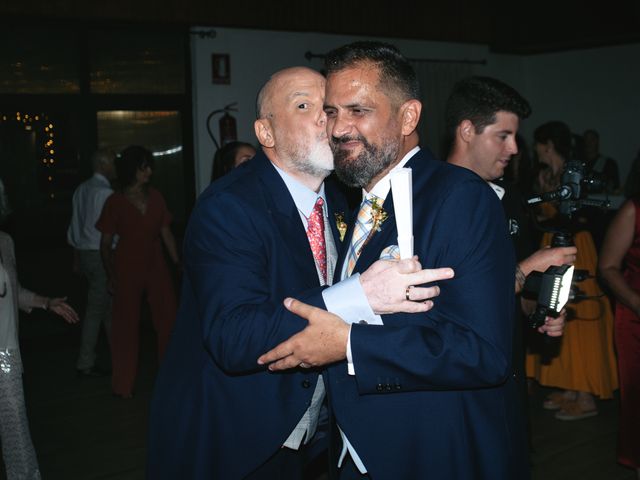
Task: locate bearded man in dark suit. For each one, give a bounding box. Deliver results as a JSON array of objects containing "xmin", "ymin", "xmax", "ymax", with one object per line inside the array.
[{"xmin": 260, "ymin": 42, "xmax": 526, "ymax": 480}]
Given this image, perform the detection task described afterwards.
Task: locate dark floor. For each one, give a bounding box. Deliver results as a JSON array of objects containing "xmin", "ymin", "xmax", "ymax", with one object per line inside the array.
[{"xmin": 0, "ymin": 243, "xmax": 636, "ymax": 479}]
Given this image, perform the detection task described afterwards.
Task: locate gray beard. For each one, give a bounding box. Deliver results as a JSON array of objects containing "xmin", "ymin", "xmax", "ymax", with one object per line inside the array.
[{"xmin": 286, "ymin": 142, "xmax": 333, "ymax": 179}]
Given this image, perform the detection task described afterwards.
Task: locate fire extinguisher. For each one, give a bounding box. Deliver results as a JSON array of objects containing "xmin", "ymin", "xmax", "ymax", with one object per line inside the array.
[
  {"xmin": 206, "ymin": 102, "xmax": 238, "ymax": 150},
  {"xmin": 219, "ymin": 111, "xmax": 237, "ymax": 146}
]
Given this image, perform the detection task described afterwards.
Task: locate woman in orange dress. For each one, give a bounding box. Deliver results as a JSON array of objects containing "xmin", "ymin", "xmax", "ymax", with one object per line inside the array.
[
  {"xmin": 525, "ymin": 121, "xmax": 618, "ymax": 420},
  {"xmin": 97, "ymin": 145, "xmax": 179, "ymax": 398},
  {"xmin": 600, "ymin": 197, "xmax": 640, "ymax": 478}
]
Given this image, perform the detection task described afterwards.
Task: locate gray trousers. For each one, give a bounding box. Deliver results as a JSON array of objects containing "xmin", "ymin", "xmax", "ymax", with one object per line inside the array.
[
  {"xmin": 0, "ymin": 350, "xmax": 40, "ymax": 480},
  {"xmin": 76, "ymin": 249, "xmax": 112, "ymax": 370}
]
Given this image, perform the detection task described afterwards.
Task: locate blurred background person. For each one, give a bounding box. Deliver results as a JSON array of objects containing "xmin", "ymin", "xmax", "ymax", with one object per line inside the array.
[
  {"xmin": 0, "ymin": 176, "xmax": 12, "ymax": 233},
  {"xmin": 624, "ymin": 148, "xmax": 640, "ymax": 199},
  {"xmin": 503, "ymin": 133, "xmax": 537, "ymax": 198},
  {"xmin": 0, "ymin": 231, "xmax": 78, "ymax": 479},
  {"xmin": 578, "ymin": 129, "xmax": 622, "ymax": 250},
  {"xmin": 583, "ymin": 129, "xmax": 621, "ymax": 193},
  {"xmin": 67, "ymin": 148, "xmax": 116, "ymax": 378},
  {"xmin": 599, "ymin": 197, "xmax": 640, "ymax": 479},
  {"xmin": 526, "ymin": 121, "xmax": 618, "ymax": 420},
  {"xmin": 210, "ymin": 140, "xmax": 256, "ymax": 183},
  {"xmin": 96, "ymin": 146, "xmax": 179, "ymax": 399}
]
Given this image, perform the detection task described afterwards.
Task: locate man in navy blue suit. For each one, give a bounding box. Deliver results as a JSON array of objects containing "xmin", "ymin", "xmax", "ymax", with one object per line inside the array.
[
  {"xmin": 259, "ymin": 42, "xmax": 529, "ymax": 479},
  {"xmin": 147, "ymin": 66, "xmax": 452, "ymax": 479},
  {"xmin": 445, "ymin": 75, "xmax": 574, "ymax": 479}
]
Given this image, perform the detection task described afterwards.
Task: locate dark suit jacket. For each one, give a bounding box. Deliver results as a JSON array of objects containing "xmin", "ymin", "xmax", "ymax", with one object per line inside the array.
[
  {"xmin": 322, "ymin": 148, "xmax": 523, "ymax": 479},
  {"xmin": 147, "ymin": 152, "xmax": 347, "ymax": 479}
]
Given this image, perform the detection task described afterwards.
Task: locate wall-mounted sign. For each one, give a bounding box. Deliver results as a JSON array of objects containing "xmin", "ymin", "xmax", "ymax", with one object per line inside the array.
[{"xmin": 211, "ymin": 54, "xmax": 230, "ymax": 84}]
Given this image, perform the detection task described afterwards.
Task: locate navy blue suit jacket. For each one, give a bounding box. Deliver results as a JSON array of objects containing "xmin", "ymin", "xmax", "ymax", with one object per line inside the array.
[
  {"xmin": 147, "ymin": 152, "xmax": 347, "ymax": 479},
  {"xmin": 325, "ymin": 148, "xmax": 523, "ymax": 479}
]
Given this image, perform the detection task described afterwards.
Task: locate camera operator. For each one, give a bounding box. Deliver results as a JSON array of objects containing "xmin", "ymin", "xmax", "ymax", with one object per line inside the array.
[{"xmin": 527, "ymin": 121, "xmax": 618, "ymax": 421}]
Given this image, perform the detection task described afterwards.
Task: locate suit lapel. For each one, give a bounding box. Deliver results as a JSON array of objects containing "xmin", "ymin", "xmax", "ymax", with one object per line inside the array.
[
  {"xmin": 332, "ymin": 196, "xmax": 360, "ymax": 281},
  {"xmin": 353, "ymin": 193, "xmax": 397, "ymax": 274},
  {"xmin": 253, "ymin": 153, "xmax": 319, "ymax": 288},
  {"xmin": 324, "ymin": 178, "xmax": 347, "ymax": 247},
  {"xmin": 351, "ymin": 149, "xmax": 431, "ymax": 274}
]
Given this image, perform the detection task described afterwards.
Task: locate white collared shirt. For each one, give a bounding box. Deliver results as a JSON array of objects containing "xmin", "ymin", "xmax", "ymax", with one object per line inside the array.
[
  {"xmin": 67, "ymin": 173, "xmax": 114, "ymax": 250},
  {"xmin": 488, "ymin": 181, "xmax": 505, "ymax": 200}
]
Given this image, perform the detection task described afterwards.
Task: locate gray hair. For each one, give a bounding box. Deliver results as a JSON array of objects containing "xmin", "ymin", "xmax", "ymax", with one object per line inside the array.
[{"xmin": 91, "ymin": 148, "xmax": 115, "ymax": 171}]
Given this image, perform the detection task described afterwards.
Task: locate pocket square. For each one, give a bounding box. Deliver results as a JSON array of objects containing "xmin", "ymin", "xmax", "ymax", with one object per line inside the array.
[{"xmin": 379, "ymin": 245, "xmax": 400, "ymax": 260}]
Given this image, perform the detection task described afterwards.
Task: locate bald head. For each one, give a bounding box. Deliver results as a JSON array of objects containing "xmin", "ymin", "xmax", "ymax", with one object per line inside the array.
[
  {"xmin": 253, "ymin": 66, "xmax": 332, "ymax": 191},
  {"xmin": 256, "ymin": 67, "xmax": 324, "ymax": 120},
  {"xmin": 92, "ymin": 148, "xmax": 116, "ymax": 180}
]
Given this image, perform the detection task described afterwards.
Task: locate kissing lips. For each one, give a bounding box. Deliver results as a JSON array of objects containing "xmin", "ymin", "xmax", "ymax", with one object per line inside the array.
[{"xmin": 339, "ymin": 140, "xmax": 361, "ymax": 150}]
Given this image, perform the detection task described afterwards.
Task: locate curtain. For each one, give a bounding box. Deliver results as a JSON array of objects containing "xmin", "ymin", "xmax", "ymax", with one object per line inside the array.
[{"xmin": 412, "ymin": 62, "xmax": 473, "ymax": 160}]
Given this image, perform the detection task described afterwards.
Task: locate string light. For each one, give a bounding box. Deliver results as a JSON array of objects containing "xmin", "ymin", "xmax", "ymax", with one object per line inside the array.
[{"xmin": 4, "ymin": 111, "xmax": 56, "ymax": 199}]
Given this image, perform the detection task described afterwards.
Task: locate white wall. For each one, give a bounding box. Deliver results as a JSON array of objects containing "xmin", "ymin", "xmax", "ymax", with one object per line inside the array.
[
  {"xmin": 190, "ymin": 27, "xmax": 491, "ymax": 194},
  {"xmin": 191, "ymin": 27, "xmax": 640, "ymax": 195},
  {"xmin": 521, "ymin": 43, "xmax": 640, "ymax": 184}
]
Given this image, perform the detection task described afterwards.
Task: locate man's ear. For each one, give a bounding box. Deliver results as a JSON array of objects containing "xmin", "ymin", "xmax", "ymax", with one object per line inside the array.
[
  {"xmin": 399, "ymin": 99, "xmax": 422, "ymax": 136},
  {"xmin": 254, "ymin": 118, "xmax": 275, "ymax": 148},
  {"xmin": 459, "ymin": 119, "xmax": 475, "ymax": 143}
]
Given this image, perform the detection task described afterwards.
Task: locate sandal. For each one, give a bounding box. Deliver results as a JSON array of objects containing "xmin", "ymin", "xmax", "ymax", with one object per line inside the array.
[
  {"xmin": 555, "ymin": 401, "xmax": 598, "ymax": 421},
  {"xmin": 543, "ymin": 391, "xmax": 569, "ymax": 410}
]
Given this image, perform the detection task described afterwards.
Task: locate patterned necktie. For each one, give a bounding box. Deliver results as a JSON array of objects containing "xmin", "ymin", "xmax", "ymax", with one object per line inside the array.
[
  {"xmin": 307, "ymin": 197, "xmax": 327, "ymax": 283},
  {"xmin": 345, "ymin": 195, "xmax": 378, "ymax": 277}
]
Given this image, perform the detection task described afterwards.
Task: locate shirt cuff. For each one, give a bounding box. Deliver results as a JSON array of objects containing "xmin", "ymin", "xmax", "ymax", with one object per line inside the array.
[
  {"xmin": 322, "ymin": 273, "xmax": 383, "ymax": 326},
  {"xmin": 347, "ymin": 325, "xmax": 355, "ymax": 375}
]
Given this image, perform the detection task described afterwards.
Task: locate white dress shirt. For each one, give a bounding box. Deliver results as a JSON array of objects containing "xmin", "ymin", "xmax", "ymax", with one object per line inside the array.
[
  {"xmin": 67, "ymin": 173, "xmax": 113, "ymax": 250},
  {"xmin": 488, "ymin": 181, "xmax": 506, "ymax": 200}
]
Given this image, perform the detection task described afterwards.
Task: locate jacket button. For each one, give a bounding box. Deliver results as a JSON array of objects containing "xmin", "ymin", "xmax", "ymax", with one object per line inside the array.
[
  {"xmin": 302, "ymin": 379, "xmax": 311, "ymax": 388},
  {"xmin": 376, "ymin": 384, "xmax": 384, "ymax": 392},
  {"xmin": 395, "ymin": 384, "xmax": 402, "ymax": 390},
  {"xmin": 385, "ymin": 384, "xmax": 392, "ymax": 391}
]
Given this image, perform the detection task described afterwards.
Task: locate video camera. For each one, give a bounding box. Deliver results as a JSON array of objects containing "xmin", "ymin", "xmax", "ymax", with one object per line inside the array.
[
  {"xmin": 527, "ymin": 159, "xmax": 610, "ymax": 216},
  {"xmin": 523, "ymin": 162, "xmax": 608, "ymax": 329}
]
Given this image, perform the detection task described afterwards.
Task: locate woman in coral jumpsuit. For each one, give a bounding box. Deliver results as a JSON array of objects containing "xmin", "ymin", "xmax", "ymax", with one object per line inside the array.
[
  {"xmin": 97, "ymin": 145, "xmax": 179, "ymax": 398},
  {"xmin": 600, "ymin": 197, "xmax": 640, "ymax": 478}
]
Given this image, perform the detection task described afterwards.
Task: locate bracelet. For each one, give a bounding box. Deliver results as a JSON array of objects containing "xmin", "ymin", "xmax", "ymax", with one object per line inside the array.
[{"xmin": 515, "ymin": 265, "xmax": 526, "ymax": 292}]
